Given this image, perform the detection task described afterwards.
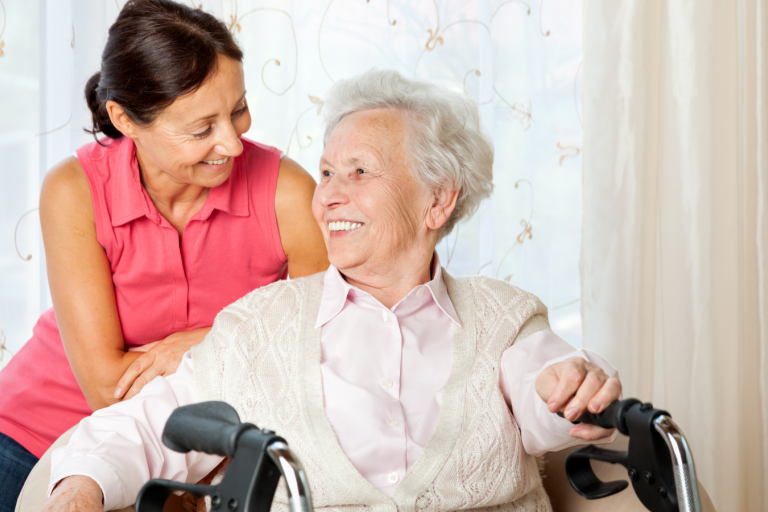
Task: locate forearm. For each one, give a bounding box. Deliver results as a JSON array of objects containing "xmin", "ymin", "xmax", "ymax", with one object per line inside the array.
[
  {"xmin": 73, "ymin": 349, "xmax": 143, "ymax": 411},
  {"xmin": 43, "ymin": 475, "xmax": 104, "ymax": 512},
  {"xmin": 50, "ymin": 353, "xmax": 223, "ymax": 510},
  {"xmin": 72, "ymin": 327, "xmax": 212, "ymax": 409},
  {"xmin": 500, "ymin": 329, "xmax": 620, "ymax": 456}
]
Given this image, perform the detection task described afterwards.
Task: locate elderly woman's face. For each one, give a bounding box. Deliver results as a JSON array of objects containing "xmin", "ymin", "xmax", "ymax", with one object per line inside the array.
[
  {"xmin": 313, "ymin": 109, "xmax": 434, "ymax": 275},
  {"xmin": 129, "ymin": 56, "xmax": 251, "ymax": 188}
]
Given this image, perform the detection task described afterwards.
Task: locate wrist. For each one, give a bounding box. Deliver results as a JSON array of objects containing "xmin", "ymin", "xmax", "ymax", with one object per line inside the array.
[{"xmin": 55, "ymin": 475, "xmax": 103, "ymax": 498}]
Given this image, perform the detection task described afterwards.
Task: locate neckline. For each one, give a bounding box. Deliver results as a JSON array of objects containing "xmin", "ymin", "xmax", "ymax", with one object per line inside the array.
[{"xmin": 298, "ymin": 270, "xmax": 477, "ymax": 506}]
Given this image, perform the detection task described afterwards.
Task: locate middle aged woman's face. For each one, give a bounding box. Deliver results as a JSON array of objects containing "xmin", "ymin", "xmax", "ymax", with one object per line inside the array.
[
  {"xmin": 129, "ymin": 56, "xmax": 251, "ymax": 189},
  {"xmin": 313, "ymin": 108, "xmax": 436, "ymax": 277}
]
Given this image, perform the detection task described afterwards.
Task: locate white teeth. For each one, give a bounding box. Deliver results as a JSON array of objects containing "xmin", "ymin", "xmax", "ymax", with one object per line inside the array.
[
  {"xmin": 329, "ymin": 221, "xmax": 362, "ymax": 232},
  {"xmin": 203, "ymin": 157, "xmax": 229, "ymax": 165}
]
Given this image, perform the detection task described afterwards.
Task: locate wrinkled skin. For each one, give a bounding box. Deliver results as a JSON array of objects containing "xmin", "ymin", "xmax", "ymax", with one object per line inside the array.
[
  {"xmin": 537, "ymin": 358, "xmax": 622, "ymax": 440},
  {"xmin": 42, "ymin": 476, "xmax": 103, "ymax": 512},
  {"xmin": 313, "ymin": 108, "xmax": 457, "ymax": 307},
  {"xmin": 43, "ymin": 109, "xmax": 619, "ymax": 511},
  {"xmin": 313, "ymin": 107, "xmax": 620, "ymax": 439}
]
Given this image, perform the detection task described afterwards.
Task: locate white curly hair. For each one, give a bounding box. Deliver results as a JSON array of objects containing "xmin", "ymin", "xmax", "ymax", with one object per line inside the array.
[{"xmin": 322, "ymin": 69, "xmax": 494, "ymax": 240}]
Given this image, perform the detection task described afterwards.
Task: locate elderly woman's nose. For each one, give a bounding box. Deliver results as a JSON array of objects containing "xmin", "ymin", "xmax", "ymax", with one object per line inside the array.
[
  {"xmin": 213, "ymin": 122, "xmax": 244, "ymax": 157},
  {"xmin": 318, "ymin": 174, "xmax": 350, "ymax": 208}
]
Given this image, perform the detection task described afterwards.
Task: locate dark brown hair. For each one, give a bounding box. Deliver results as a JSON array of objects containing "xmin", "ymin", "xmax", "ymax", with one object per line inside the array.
[{"xmin": 85, "ymin": 0, "xmax": 243, "ymax": 142}]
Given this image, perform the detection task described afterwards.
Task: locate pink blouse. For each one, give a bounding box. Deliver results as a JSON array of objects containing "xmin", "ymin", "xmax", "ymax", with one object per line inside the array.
[
  {"xmin": 0, "ymin": 135, "xmax": 287, "ymax": 457},
  {"xmin": 50, "ymin": 258, "xmax": 618, "ymax": 508}
]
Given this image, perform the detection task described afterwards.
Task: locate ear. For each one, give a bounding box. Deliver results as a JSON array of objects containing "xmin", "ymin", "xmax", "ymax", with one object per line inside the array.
[
  {"xmin": 425, "ymin": 186, "xmax": 459, "ymax": 232},
  {"xmin": 105, "ymin": 100, "xmax": 139, "ymax": 138}
]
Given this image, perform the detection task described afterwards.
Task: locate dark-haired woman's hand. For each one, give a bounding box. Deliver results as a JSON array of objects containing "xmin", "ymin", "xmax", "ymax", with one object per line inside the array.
[{"xmin": 114, "ymin": 327, "xmax": 211, "ymax": 400}]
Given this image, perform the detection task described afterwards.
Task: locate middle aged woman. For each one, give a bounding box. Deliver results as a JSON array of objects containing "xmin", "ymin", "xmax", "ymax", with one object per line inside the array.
[
  {"xmin": 0, "ymin": 0, "xmax": 328, "ymax": 509},
  {"xmin": 42, "ymin": 70, "xmax": 621, "ymax": 512}
]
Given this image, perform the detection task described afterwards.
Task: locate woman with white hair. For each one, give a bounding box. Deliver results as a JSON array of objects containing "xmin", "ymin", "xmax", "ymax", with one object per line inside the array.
[{"xmin": 41, "ymin": 70, "xmax": 621, "ymax": 512}]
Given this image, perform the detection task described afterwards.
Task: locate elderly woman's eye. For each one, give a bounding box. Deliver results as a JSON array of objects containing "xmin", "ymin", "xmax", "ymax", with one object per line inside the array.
[
  {"xmin": 322, "ymin": 170, "xmax": 332, "ymax": 177},
  {"xmin": 356, "ymin": 168, "xmax": 366, "ymax": 174}
]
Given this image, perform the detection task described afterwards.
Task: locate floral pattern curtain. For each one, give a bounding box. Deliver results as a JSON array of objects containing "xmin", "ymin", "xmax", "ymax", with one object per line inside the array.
[{"xmin": 0, "ymin": 0, "xmax": 584, "ymax": 368}]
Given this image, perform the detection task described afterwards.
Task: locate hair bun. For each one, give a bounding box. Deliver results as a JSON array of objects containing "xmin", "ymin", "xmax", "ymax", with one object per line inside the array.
[
  {"xmin": 84, "ymin": 71, "xmax": 123, "ymax": 140},
  {"xmin": 83, "ymin": 0, "xmax": 243, "ymax": 144}
]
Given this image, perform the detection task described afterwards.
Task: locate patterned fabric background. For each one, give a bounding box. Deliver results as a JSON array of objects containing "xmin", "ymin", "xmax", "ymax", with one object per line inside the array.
[{"xmin": 0, "ymin": 0, "xmax": 584, "ymax": 368}]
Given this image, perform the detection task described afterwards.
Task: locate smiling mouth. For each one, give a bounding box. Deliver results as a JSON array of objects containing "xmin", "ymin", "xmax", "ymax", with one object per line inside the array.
[
  {"xmin": 328, "ymin": 221, "xmax": 363, "ymax": 232},
  {"xmin": 202, "ymin": 157, "xmax": 229, "ymax": 165}
]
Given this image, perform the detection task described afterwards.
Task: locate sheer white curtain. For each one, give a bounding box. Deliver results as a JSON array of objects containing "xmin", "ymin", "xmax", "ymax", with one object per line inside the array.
[
  {"xmin": 582, "ymin": 0, "xmax": 768, "ymax": 510},
  {"xmin": 225, "ymin": 0, "xmax": 585, "ymax": 344},
  {"xmin": 0, "ymin": 0, "xmax": 585, "ymax": 369}
]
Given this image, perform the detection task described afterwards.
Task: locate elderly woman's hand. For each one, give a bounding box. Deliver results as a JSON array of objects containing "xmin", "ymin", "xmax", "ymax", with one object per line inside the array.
[
  {"xmin": 535, "ymin": 357, "xmax": 622, "ymax": 441},
  {"xmin": 42, "ymin": 476, "xmax": 103, "ymax": 512}
]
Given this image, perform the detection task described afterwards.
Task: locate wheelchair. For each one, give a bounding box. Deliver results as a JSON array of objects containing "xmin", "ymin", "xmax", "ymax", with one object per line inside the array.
[{"xmin": 134, "ymin": 399, "xmax": 703, "ymax": 512}]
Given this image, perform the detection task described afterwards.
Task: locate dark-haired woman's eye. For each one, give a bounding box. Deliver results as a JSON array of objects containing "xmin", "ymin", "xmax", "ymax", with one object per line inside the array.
[
  {"xmin": 232, "ymin": 105, "xmax": 249, "ymax": 118},
  {"xmin": 192, "ymin": 126, "xmax": 213, "ymax": 139}
]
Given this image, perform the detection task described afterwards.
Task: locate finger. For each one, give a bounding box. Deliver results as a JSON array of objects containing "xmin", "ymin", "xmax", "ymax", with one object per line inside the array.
[
  {"xmin": 588, "ymin": 376, "xmax": 622, "ymax": 413},
  {"xmin": 128, "ymin": 341, "xmax": 159, "ymax": 353},
  {"xmin": 546, "ymin": 361, "xmax": 587, "ymax": 413},
  {"xmin": 115, "ymin": 352, "xmax": 155, "ymax": 398},
  {"xmin": 535, "ymin": 366, "xmax": 559, "ymax": 406},
  {"xmin": 123, "ymin": 363, "xmax": 164, "ymax": 400},
  {"xmin": 569, "ymin": 424, "xmax": 616, "ymax": 441},
  {"xmin": 563, "ymin": 369, "xmax": 606, "ymax": 421}
]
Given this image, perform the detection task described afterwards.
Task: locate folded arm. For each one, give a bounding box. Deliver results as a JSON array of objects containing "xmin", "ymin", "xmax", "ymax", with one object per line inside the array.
[{"xmin": 41, "ymin": 158, "xmax": 210, "ymax": 409}]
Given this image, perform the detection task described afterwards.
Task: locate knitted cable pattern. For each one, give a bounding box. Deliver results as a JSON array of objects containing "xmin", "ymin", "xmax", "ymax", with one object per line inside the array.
[{"xmin": 193, "ymin": 271, "xmax": 552, "ymax": 512}]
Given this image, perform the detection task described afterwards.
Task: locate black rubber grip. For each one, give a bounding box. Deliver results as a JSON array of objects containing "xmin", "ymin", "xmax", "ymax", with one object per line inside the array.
[
  {"xmin": 574, "ymin": 400, "xmax": 621, "ymax": 429},
  {"xmin": 556, "ymin": 399, "xmax": 639, "ymax": 435},
  {"xmin": 162, "ymin": 402, "xmax": 253, "ymax": 457}
]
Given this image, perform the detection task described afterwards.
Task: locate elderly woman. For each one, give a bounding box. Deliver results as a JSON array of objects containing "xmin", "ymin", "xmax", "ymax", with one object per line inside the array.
[{"xmin": 42, "ymin": 70, "xmax": 620, "ymax": 512}]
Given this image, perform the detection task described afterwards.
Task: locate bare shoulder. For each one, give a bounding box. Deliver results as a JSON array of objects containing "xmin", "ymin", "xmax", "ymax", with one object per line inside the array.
[
  {"xmin": 40, "ymin": 156, "xmax": 93, "ymax": 218},
  {"xmin": 273, "ymin": 155, "xmax": 328, "ymax": 276},
  {"xmin": 275, "ymin": 154, "xmax": 317, "ymax": 203}
]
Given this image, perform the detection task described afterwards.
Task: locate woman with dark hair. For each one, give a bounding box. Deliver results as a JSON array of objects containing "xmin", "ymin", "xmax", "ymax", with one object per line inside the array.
[{"xmin": 0, "ymin": 0, "xmax": 328, "ymax": 508}]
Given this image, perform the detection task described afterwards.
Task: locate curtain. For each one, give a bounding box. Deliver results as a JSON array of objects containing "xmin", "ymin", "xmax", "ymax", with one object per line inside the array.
[
  {"xmin": 581, "ymin": 0, "xmax": 768, "ymax": 510},
  {"xmin": 0, "ymin": 0, "xmax": 586, "ymax": 368}
]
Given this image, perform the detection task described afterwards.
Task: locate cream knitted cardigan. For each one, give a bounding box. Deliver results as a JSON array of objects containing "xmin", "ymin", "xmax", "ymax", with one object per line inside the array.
[{"xmin": 193, "ymin": 271, "xmax": 553, "ymax": 512}]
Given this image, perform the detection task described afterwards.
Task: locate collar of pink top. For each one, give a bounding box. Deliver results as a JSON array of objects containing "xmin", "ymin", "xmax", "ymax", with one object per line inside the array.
[
  {"xmin": 315, "ymin": 252, "xmax": 461, "ymax": 328},
  {"xmin": 110, "ymin": 137, "xmax": 250, "ymax": 227}
]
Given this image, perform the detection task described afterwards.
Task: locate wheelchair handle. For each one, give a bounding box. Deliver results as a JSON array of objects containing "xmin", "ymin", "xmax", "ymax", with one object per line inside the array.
[
  {"xmin": 162, "ymin": 401, "xmax": 252, "ymax": 457},
  {"xmin": 558, "ymin": 398, "xmax": 702, "ymax": 512},
  {"xmin": 556, "ymin": 398, "xmax": 636, "ymax": 433},
  {"xmin": 136, "ymin": 402, "xmax": 313, "ymax": 512},
  {"xmin": 267, "ymin": 442, "xmax": 312, "ymax": 512},
  {"xmin": 653, "ymin": 415, "xmax": 702, "ymax": 512}
]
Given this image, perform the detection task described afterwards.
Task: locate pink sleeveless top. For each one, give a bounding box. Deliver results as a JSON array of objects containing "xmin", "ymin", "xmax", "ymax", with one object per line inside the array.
[{"xmin": 0, "ymin": 136, "xmax": 288, "ymax": 457}]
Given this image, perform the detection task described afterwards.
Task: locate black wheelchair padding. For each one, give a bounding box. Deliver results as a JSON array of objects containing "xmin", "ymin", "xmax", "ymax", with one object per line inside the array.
[
  {"xmin": 135, "ymin": 402, "xmax": 284, "ymax": 512},
  {"xmin": 561, "ymin": 398, "xmax": 680, "ymax": 512}
]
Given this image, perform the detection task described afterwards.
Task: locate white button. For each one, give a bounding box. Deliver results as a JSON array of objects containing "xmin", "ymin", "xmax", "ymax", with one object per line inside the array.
[
  {"xmin": 387, "ymin": 472, "xmax": 399, "ymax": 484},
  {"xmin": 416, "ymin": 287, "xmax": 425, "ymax": 298},
  {"xmin": 381, "ymin": 378, "xmax": 393, "ymax": 389},
  {"xmin": 385, "ymin": 314, "xmax": 395, "ymax": 325},
  {"xmin": 387, "ymin": 418, "xmax": 399, "ymax": 427}
]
